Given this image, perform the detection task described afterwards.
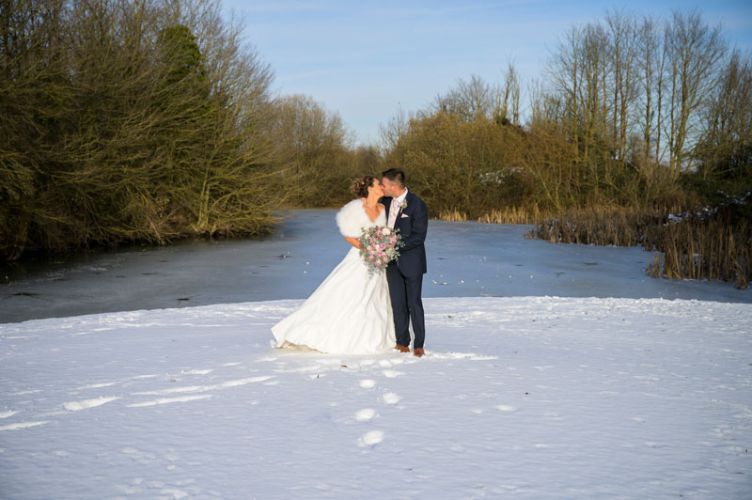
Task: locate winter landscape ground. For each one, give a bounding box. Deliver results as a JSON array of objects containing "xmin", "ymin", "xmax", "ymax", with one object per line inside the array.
[{"xmin": 1, "ymin": 295, "xmax": 751, "ymax": 498}]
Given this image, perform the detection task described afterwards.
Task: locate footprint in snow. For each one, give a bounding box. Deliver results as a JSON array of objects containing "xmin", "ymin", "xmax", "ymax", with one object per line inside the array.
[
  {"xmin": 120, "ymin": 447, "xmax": 157, "ymax": 464},
  {"xmin": 381, "ymin": 370, "xmax": 403, "ymax": 378},
  {"xmin": 132, "ymin": 375, "xmax": 274, "ymax": 396},
  {"xmin": 359, "ymin": 379, "xmax": 376, "ymax": 389},
  {"xmin": 76, "ymin": 381, "xmax": 118, "ymax": 390},
  {"xmin": 358, "ymin": 430, "xmax": 384, "ymax": 447},
  {"xmin": 63, "ymin": 396, "xmax": 120, "ymax": 412},
  {"xmin": 0, "ymin": 421, "xmax": 49, "ymax": 432},
  {"xmin": 180, "ymin": 368, "xmax": 213, "ymax": 375},
  {"xmin": 355, "ymin": 408, "xmax": 376, "ymax": 422},
  {"xmin": 382, "ymin": 392, "xmax": 401, "ymax": 405},
  {"xmin": 127, "ymin": 395, "xmax": 211, "ymax": 408}
]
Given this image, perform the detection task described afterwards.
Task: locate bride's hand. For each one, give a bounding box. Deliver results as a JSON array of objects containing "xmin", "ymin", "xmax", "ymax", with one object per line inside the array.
[{"xmin": 344, "ymin": 237, "xmax": 361, "ymax": 249}]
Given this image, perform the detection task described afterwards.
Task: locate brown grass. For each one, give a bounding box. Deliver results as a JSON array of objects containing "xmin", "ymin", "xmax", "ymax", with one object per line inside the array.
[
  {"xmin": 436, "ymin": 209, "xmax": 469, "ymax": 222},
  {"xmin": 524, "ymin": 203, "xmax": 750, "ymax": 289},
  {"xmin": 477, "ymin": 206, "xmax": 544, "ymax": 224},
  {"xmin": 435, "ymin": 206, "xmax": 544, "ymax": 224},
  {"xmin": 645, "ymin": 207, "xmax": 751, "ymax": 289},
  {"xmin": 527, "ymin": 206, "xmax": 665, "ymax": 247}
]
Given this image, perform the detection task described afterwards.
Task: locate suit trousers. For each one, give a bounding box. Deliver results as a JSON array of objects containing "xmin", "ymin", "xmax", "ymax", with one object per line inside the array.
[{"xmin": 386, "ymin": 261, "xmax": 425, "ymax": 349}]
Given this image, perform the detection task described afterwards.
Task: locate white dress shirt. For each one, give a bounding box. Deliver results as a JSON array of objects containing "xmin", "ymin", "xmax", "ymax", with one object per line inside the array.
[{"xmin": 388, "ymin": 188, "xmax": 408, "ymax": 229}]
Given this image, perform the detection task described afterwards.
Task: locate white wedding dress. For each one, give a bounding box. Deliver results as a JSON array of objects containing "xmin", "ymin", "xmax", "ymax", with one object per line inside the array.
[{"xmin": 271, "ymin": 199, "xmax": 396, "ymax": 354}]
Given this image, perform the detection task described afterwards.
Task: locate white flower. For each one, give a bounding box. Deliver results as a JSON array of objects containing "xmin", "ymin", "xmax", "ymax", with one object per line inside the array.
[
  {"xmin": 381, "ymin": 227, "xmax": 391, "ymax": 236},
  {"xmin": 400, "ymin": 200, "xmax": 408, "ymax": 210}
]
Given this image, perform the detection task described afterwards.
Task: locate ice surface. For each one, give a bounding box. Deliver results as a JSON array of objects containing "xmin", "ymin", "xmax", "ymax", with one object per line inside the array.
[{"xmin": 2, "ymin": 210, "xmax": 748, "ymax": 323}]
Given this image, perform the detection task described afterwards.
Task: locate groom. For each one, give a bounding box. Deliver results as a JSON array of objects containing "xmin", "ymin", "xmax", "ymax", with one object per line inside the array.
[{"xmin": 380, "ymin": 168, "xmax": 428, "ymax": 357}]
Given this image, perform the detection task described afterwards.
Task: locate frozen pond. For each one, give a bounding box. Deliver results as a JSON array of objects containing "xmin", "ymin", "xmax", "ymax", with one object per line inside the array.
[{"xmin": 1, "ymin": 209, "xmax": 749, "ymax": 323}]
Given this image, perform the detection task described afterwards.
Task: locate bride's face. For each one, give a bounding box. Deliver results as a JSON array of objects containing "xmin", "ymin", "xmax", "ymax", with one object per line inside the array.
[{"xmin": 369, "ymin": 179, "xmax": 384, "ymax": 198}]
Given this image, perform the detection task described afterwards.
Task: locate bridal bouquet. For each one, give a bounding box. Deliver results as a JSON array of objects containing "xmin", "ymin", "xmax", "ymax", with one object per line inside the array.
[{"xmin": 359, "ymin": 226, "xmax": 403, "ymax": 274}]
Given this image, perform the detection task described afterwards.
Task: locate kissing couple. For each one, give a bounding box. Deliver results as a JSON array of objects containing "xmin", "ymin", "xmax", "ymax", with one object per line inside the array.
[{"xmin": 272, "ymin": 167, "xmax": 429, "ymax": 357}]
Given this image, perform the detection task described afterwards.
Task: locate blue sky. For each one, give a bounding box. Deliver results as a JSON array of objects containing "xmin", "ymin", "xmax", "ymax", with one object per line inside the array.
[{"xmin": 221, "ymin": 1, "xmax": 752, "ymax": 146}]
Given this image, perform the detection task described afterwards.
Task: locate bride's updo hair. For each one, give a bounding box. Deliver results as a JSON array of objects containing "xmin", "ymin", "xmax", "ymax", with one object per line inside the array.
[{"xmin": 350, "ymin": 175, "xmax": 376, "ymax": 198}]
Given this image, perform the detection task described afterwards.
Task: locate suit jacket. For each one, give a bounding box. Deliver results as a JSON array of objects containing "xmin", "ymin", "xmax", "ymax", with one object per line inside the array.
[{"xmin": 380, "ymin": 190, "xmax": 428, "ymax": 275}]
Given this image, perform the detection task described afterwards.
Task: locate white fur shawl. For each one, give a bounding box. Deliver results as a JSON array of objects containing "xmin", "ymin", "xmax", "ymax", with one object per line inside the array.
[{"xmin": 335, "ymin": 199, "xmax": 366, "ymax": 238}]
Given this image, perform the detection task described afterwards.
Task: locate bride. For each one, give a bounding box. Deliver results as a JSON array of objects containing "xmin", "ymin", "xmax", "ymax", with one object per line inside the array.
[{"xmin": 271, "ymin": 176, "xmax": 396, "ymax": 354}]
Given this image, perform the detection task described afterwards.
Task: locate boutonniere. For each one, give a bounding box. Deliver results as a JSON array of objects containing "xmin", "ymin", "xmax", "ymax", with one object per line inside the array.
[{"xmin": 399, "ymin": 200, "xmax": 408, "ymax": 210}]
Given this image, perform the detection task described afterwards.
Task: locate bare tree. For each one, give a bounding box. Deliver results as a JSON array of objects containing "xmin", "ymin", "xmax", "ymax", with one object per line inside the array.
[
  {"xmin": 502, "ymin": 62, "xmax": 521, "ymax": 125},
  {"xmin": 435, "ymin": 74, "xmax": 501, "ymax": 122},
  {"xmin": 379, "ymin": 105, "xmax": 411, "ymax": 154},
  {"xmin": 606, "ymin": 11, "xmax": 638, "ymax": 164},
  {"xmin": 663, "ymin": 10, "xmax": 725, "ymax": 175},
  {"xmin": 695, "ymin": 49, "xmax": 752, "ymax": 182}
]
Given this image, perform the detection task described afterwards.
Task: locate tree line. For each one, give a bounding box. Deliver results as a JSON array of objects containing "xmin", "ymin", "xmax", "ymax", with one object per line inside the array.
[
  {"xmin": 0, "ymin": 0, "xmax": 367, "ymax": 261},
  {"xmin": 382, "ymin": 10, "xmax": 750, "ymax": 219},
  {"xmin": 2, "ymin": 4, "xmax": 749, "ymax": 285},
  {"xmin": 1, "ymin": 0, "xmax": 282, "ymax": 260}
]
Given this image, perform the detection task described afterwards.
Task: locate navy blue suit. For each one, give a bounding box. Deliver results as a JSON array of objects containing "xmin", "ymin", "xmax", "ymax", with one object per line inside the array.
[{"xmin": 381, "ymin": 190, "xmax": 428, "ymax": 349}]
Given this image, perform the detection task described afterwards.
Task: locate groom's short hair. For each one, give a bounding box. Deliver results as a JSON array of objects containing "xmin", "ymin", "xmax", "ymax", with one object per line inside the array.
[{"xmin": 382, "ymin": 167, "xmax": 406, "ymax": 186}]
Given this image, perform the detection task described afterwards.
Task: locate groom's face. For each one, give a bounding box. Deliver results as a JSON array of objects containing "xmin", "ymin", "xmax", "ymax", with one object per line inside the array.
[{"xmin": 381, "ymin": 177, "xmax": 402, "ymax": 197}]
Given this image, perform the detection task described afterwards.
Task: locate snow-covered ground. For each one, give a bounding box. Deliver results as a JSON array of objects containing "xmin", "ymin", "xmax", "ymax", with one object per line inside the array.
[{"xmin": 2, "ymin": 297, "xmax": 751, "ymax": 498}]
